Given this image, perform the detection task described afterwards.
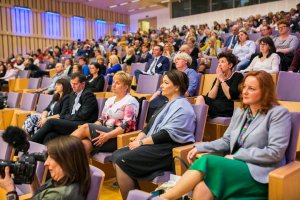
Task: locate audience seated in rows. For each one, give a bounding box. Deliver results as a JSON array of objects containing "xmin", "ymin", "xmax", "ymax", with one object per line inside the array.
[{"xmin": 31, "ymin": 73, "xmax": 98, "ymax": 144}]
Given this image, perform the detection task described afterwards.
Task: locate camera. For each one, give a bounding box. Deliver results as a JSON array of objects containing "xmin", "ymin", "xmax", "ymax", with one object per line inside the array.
[{"xmin": 0, "ymin": 126, "xmax": 47, "ymax": 184}]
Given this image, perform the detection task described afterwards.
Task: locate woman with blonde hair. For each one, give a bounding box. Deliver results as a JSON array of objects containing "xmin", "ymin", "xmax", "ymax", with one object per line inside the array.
[
  {"xmin": 72, "ymin": 71, "xmax": 139, "ymax": 154},
  {"xmin": 198, "ymin": 37, "xmax": 222, "ymax": 73},
  {"xmin": 122, "ymin": 47, "xmax": 136, "ymax": 66},
  {"xmin": 106, "ymin": 55, "xmax": 122, "ymax": 84},
  {"xmin": 163, "ymin": 43, "xmax": 175, "ymax": 62}
]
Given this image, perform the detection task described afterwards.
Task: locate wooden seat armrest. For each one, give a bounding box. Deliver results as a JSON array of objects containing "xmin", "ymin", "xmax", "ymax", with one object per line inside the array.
[
  {"xmin": 94, "ymin": 92, "xmax": 114, "ymax": 98},
  {"xmin": 0, "ymin": 109, "xmax": 17, "ymax": 129},
  {"xmin": 22, "ymin": 89, "xmax": 37, "ymax": 93},
  {"xmin": 117, "ymin": 131, "xmax": 141, "ymax": 149},
  {"xmin": 173, "ymin": 143, "xmax": 199, "ymax": 175},
  {"xmin": 269, "ymin": 161, "xmax": 300, "ymax": 200},
  {"xmin": 130, "ymin": 92, "xmax": 152, "ymax": 100},
  {"xmin": 16, "ymin": 111, "xmax": 34, "ymax": 127},
  {"xmin": 19, "ymin": 193, "xmax": 33, "ymax": 200}
]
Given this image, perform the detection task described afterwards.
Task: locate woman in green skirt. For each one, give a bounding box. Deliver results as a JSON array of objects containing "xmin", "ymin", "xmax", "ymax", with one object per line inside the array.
[{"xmin": 161, "ymin": 70, "xmax": 292, "ymax": 200}]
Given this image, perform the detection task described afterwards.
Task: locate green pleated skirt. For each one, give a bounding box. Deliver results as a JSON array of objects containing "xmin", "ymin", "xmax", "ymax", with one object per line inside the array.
[{"xmin": 189, "ymin": 155, "xmax": 268, "ymax": 200}]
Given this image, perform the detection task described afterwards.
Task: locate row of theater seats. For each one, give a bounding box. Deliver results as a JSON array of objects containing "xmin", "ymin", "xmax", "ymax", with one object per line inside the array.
[{"xmin": 1, "ymin": 70, "xmax": 300, "ymax": 199}]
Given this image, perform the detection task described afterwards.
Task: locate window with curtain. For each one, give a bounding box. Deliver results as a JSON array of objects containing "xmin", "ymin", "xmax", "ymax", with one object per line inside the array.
[
  {"xmin": 114, "ymin": 23, "xmax": 126, "ymax": 36},
  {"xmin": 71, "ymin": 16, "xmax": 86, "ymax": 41},
  {"xmin": 95, "ymin": 20, "xmax": 106, "ymax": 40},
  {"xmin": 44, "ymin": 12, "xmax": 61, "ymax": 37},
  {"xmin": 12, "ymin": 7, "xmax": 32, "ymax": 35}
]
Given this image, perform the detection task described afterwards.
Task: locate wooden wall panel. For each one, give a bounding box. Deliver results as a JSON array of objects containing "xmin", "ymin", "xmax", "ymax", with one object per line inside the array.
[{"xmin": 0, "ymin": 0, "xmax": 130, "ymax": 60}]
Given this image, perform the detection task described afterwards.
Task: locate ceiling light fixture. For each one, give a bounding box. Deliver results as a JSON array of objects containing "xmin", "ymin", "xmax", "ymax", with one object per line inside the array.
[
  {"xmin": 131, "ymin": 0, "xmax": 140, "ymax": 3},
  {"xmin": 120, "ymin": 2, "xmax": 128, "ymax": 6},
  {"xmin": 149, "ymin": 4, "xmax": 158, "ymax": 7},
  {"xmin": 138, "ymin": 7, "xmax": 145, "ymax": 10},
  {"xmin": 161, "ymin": 0, "xmax": 169, "ymax": 3},
  {"xmin": 109, "ymin": 5, "xmax": 117, "ymax": 8},
  {"xmin": 128, "ymin": 9, "xmax": 135, "ymax": 12}
]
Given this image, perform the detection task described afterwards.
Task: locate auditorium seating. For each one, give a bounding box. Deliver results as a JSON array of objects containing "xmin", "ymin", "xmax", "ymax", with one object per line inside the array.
[{"xmin": 15, "ymin": 94, "xmax": 53, "ymax": 128}]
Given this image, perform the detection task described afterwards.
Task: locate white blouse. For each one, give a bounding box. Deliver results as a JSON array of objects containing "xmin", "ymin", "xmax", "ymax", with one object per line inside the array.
[{"xmin": 241, "ymin": 53, "xmax": 280, "ymax": 74}]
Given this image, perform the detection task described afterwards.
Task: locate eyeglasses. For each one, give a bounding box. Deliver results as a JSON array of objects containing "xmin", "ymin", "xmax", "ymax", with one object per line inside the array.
[
  {"xmin": 278, "ymin": 26, "xmax": 288, "ymax": 30},
  {"xmin": 259, "ymin": 43, "xmax": 268, "ymax": 46}
]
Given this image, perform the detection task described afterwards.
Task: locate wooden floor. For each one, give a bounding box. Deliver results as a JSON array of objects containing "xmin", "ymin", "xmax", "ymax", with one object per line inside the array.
[{"xmin": 100, "ymin": 178, "xmax": 122, "ymax": 200}]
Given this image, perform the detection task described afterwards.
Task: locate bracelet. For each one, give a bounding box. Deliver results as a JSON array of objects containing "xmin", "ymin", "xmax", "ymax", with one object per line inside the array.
[
  {"xmin": 138, "ymin": 140, "xmax": 143, "ymax": 146},
  {"xmin": 6, "ymin": 191, "xmax": 18, "ymax": 200}
]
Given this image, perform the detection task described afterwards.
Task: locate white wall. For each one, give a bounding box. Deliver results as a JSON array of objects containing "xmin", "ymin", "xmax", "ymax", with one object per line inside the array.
[{"xmin": 129, "ymin": 0, "xmax": 298, "ymax": 32}]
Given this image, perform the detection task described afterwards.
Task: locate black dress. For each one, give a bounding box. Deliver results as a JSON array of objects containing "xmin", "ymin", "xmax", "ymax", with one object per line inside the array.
[
  {"xmin": 204, "ymin": 72, "xmax": 243, "ymax": 118},
  {"xmin": 112, "ymin": 105, "xmax": 190, "ymax": 180},
  {"xmin": 86, "ymin": 75, "xmax": 105, "ymax": 92}
]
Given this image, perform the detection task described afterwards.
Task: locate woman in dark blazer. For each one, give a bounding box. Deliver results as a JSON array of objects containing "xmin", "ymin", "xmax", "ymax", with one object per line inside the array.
[
  {"xmin": 23, "ymin": 78, "xmax": 71, "ymax": 137},
  {"xmin": 86, "ymin": 62, "xmax": 105, "ymax": 92}
]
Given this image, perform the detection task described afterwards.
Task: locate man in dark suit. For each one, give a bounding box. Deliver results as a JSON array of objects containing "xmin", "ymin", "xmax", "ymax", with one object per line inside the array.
[
  {"xmin": 31, "ymin": 72, "xmax": 99, "ymax": 144},
  {"xmin": 224, "ymin": 25, "xmax": 239, "ymax": 52},
  {"xmin": 134, "ymin": 45, "xmax": 170, "ymax": 83}
]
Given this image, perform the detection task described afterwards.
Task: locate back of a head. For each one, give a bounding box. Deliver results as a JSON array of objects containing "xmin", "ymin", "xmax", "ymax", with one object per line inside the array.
[{"xmin": 47, "ymin": 136, "xmax": 91, "ymax": 196}]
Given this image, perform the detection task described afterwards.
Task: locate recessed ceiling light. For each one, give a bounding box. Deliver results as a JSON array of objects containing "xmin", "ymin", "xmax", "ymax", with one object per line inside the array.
[
  {"xmin": 138, "ymin": 7, "xmax": 145, "ymax": 10},
  {"xmin": 161, "ymin": 0, "xmax": 169, "ymax": 3},
  {"xmin": 120, "ymin": 2, "xmax": 128, "ymax": 6},
  {"xmin": 131, "ymin": 0, "xmax": 140, "ymax": 3},
  {"xmin": 109, "ymin": 5, "xmax": 117, "ymax": 8},
  {"xmin": 149, "ymin": 4, "xmax": 158, "ymax": 7},
  {"xmin": 128, "ymin": 9, "xmax": 135, "ymax": 12}
]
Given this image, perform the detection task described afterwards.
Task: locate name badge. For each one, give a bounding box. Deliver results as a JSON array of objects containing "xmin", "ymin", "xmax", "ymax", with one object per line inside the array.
[{"xmin": 157, "ymin": 63, "xmax": 162, "ymax": 68}]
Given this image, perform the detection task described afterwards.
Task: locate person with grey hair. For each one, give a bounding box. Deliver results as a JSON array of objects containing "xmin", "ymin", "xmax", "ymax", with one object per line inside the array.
[
  {"xmin": 147, "ymin": 52, "xmax": 199, "ymax": 122},
  {"xmin": 36, "ymin": 63, "xmax": 69, "ymax": 94},
  {"xmin": 179, "ymin": 45, "xmax": 198, "ymax": 71}
]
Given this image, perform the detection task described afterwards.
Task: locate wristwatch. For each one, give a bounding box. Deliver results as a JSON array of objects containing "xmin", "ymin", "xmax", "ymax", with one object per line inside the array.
[{"xmin": 138, "ymin": 140, "xmax": 143, "ymax": 146}]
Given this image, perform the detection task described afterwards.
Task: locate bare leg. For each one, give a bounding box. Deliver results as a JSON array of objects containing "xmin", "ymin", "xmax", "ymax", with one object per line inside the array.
[
  {"xmin": 192, "ymin": 181, "xmax": 214, "ymax": 200},
  {"xmin": 81, "ymin": 139, "xmax": 93, "ymax": 155},
  {"xmin": 115, "ymin": 164, "xmax": 136, "ymax": 200},
  {"xmin": 71, "ymin": 123, "xmax": 91, "ymax": 140},
  {"xmin": 160, "ymin": 170, "xmax": 204, "ymax": 200},
  {"xmin": 195, "ymin": 95, "xmax": 205, "ymax": 105}
]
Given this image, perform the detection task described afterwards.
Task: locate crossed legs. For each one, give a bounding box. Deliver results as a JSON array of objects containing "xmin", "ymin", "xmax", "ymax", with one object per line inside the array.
[{"xmin": 160, "ymin": 170, "xmax": 213, "ymax": 200}]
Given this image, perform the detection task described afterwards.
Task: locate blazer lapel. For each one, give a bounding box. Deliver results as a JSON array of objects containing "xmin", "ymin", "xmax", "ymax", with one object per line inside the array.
[
  {"xmin": 230, "ymin": 111, "xmax": 247, "ymax": 152},
  {"xmin": 240, "ymin": 113, "xmax": 264, "ymax": 143}
]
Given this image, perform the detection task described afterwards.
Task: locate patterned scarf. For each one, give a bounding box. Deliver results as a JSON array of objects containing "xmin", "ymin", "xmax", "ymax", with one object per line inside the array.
[{"xmin": 237, "ymin": 108, "xmax": 258, "ymax": 146}]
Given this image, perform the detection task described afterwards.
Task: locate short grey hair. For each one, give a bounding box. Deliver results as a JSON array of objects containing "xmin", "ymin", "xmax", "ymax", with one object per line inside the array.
[{"xmin": 174, "ymin": 52, "xmax": 192, "ymax": 66}]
